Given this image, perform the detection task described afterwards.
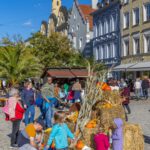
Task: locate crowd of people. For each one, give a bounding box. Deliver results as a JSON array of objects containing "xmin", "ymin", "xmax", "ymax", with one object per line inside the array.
[
  {"xmin": 1, "ymin": 75, "xmax": 149, "ymax": 150},
  {"xmin": 1, "ymin": 77, "xmax": 84, "ymax": 150}
]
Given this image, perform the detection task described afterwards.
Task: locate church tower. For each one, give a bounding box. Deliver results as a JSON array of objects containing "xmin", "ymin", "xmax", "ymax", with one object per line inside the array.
[{"xmin": 52, "ymin": 0, "xmax": 61, "ymax": 17}]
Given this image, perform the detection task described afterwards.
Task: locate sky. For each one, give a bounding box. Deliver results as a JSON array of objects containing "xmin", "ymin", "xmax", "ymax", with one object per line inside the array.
[{"xmin": 0, "ymin": 0, "xmax": 92, "ymax": 40}]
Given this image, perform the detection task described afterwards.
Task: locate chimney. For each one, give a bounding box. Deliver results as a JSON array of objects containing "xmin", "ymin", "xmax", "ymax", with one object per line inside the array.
[{"xmin": 91, "ymin": 0, "xmax": 98, "ymax": 9}]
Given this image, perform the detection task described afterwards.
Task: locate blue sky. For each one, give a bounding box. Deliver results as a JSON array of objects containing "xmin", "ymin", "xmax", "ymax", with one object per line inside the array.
[{"xmin": 0, "ymin": 0, "xmax": 92, "ymax": 40}]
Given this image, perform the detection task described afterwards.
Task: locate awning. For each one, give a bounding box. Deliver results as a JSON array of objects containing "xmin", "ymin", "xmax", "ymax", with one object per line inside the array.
[
  {"xmin": 71, "ymin": 69, "xmax": 88, "ymax": 77},
  {"xmin": 47, "ymin": 69, "xmax": 75, "ymax": 78},
  {"xmin": 113, "ymin": 63, "xmax": 137, "ymax": 71},
  {"xmin": 47, "ymin": 68, "xmax": 88, "ymax": 78},
  {"xmin": 128, "ymin": 62, "xmax": 150, "ymax": 71}
]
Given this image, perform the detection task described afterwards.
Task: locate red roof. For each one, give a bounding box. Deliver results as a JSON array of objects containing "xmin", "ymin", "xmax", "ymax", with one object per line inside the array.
[
  {"xmin": 47, "ymin": 69, "xmax": 74, "ymax": 78},
  {"xmin": 78, "ymin": 5, "xmax": 96, "ymax": 31},
  {"xmin": 71, "ymin": 69, "xmax": 88, "ymax": 77},
  {"xmin": 47, "ymin": 68, "xmax": 88, "ymax": 78}
]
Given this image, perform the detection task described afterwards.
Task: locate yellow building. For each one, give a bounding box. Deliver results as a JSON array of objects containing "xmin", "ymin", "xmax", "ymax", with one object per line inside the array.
[
  {"xmin": 40, "ymin": 0, "xmax": 69, "ymax": 36},
  {"xmin": 114, "ymin": 0, "xmax": 150, "ymax": 78}
]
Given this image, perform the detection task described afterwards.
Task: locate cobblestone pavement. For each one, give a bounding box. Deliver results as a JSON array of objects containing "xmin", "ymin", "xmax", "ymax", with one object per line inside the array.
[{"xmin": 0, "ymin": 101, "xmax": 150, "ymax": 150}]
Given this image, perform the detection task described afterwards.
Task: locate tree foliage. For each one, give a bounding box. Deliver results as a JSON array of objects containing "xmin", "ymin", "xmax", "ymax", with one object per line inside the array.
[
  {"xmin": 29, "ymin": 32, "xmax": 87, "ymax": 68},
  {"xmin": 0, "ymin": 36, "xmax": 43, "ymax": 86}
]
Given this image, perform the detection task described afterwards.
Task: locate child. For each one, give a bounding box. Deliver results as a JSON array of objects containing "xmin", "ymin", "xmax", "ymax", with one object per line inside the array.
[
  {"xmin": 112, "ymin": 118, "xmax": 123, "ymax": 150},
  {"xmin": 94, "ymin": 126, "xmax": 110, "ymax": 150},
  {"xmin": 45, "ymin": 111, "xmax": 75, "ymax": 150}
]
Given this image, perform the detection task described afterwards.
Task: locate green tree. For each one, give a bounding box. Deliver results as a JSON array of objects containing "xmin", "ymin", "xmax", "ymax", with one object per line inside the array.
[
  {"xmin": 30, "ymin": 32, "xmax": 87, "ymax": 68},
  {"xmin": 0, "ymin": 37, "xmax": 43, "ymax": 86}
]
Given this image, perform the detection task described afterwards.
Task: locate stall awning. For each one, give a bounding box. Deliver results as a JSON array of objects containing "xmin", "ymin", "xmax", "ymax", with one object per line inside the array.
[
  {"xmin": 71, "ymin": 69, "xmax": 88, "ymax": 77},
  {"xmin": 47, "ymin": 69, "xmax": 75, "ymax": 78},
  {"xmin": 113, "ymin": 63, "xmax": 137, "ymax": 71},
  {"xmin": 46, "ymin": 68, "xmax": 88, "ymax": 78},
  {"xmin": 128, "ymin": 62, "xmax": 150, "ymax": 71}
]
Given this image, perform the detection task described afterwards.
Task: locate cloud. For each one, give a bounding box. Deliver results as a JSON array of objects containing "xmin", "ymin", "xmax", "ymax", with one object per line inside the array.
[{"xmin": 23, "ymin": 20, "xmax": 32, "ymax": 27}]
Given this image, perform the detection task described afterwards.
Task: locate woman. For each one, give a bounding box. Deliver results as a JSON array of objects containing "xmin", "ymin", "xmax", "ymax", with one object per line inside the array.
[
  {"xmin": 22, "ymin": 81, "xmax": 35, "ymax": 125},
  {"xmin": 121, "ymin": 85, "xmax": 131, "ymax": 121},
  {"xmin": 3, "ymin": 88, "xmax": 25, "ymax": 148}
]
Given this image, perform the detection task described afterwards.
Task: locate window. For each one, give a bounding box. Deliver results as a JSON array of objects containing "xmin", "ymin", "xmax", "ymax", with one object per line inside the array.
[
  {"xmin": 123, "ymin": 40, "xmax": 129, "ymax": 56},
  {"xmin": 144, "ymin": 34, "xmax": 150, "ymax": 53},
  {"xmin": 133, "ymin": 8, "xmax": 139, "ymax": 25},
  {"xmin": 143, "ymin": 3, "xmax": 150, "ymax": 22},
  {"xmin": 57, "ymin": 0, "xmax": 59, "ymax": 6},
  {"xmin": 79, "ymin": 38, "xmax": 83, "ymax": 48},
  {"xmin": 133, "ymin": 38, "xmax": 140, "ymax": 54},
  {"xmin": 147, "ymin": 36, "xmax": 150, "ymax": 52},
  {"xmin": 113, "ymin": 43, "xmax": 116, "ymax": 58},
  {"xmin": 100, "ymin": 46, "xmax": 103, "ymax": 59},
  {"xmin": 123, "ymin": 12, "xmax": 129, "ymax": 29},
  {"xmin": 105, "ymin": 20, "xmax": 109, "ymax": 34},
  {"xmin": 95, "ymin": 47, "xmax": 99, "ymax": 60}
]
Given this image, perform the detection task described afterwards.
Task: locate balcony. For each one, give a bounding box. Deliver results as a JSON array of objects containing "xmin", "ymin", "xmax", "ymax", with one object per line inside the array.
[{"xmin": 93, "ymin": 31, "xmax": 119, "ymax": 46}]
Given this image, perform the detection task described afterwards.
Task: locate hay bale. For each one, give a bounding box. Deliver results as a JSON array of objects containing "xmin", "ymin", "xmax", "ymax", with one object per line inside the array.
[
  {"xmin": 123, "ymin": 123, "xmax": 144, "ymax": 150},
  {"xmin": 97, "ymin": 105, "xmax": 125, "ymax": 129},
  {"xmin": 82, "ymin": 127, "xmax": 98, "ymax": 149}
]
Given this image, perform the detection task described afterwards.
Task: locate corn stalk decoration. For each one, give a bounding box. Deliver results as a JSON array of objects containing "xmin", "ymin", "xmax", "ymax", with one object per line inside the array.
[{"xmin": 70, "ymin": 62, "xmax": 109, "ymax": 147}]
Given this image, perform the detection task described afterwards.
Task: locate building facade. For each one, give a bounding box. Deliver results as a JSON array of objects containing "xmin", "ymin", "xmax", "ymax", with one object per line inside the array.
[
  {"xmin": 68, "ymin": 0, "xmax": 96, "ymax": 57},
  {"xmin": 40, "ymin": 0, "xmax": 69, "ymax": 36},
  {"xmin": 92, "ymin": 0, "xmax": 121, "ymax": 67},
  {"xmin": 119, "ymin": 0, "xmax": 150, "ymax": 78}
]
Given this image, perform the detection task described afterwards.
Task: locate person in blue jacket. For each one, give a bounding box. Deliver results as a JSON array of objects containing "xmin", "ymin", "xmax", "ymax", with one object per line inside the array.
[{"xmin": 45, "ymin": 111, "xmax": 75, "ymax": 150}]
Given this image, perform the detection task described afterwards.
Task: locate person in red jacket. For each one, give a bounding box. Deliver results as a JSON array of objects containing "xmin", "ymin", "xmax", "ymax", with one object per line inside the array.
[
  {"xmin": 7, "ymin": 88, "xmax": 25, "ymax": 148},
  {"xmin": 94, "ymin": 126, "xmax": 110, "ymax": 150}
]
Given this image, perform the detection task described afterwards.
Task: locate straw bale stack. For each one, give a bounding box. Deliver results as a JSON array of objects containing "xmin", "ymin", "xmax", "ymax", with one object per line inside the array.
[
  {"xmin": 123, "ymin": 123, "xmax": 144, "ymax": 150},
  {"xmin": 82, "ymin": 127, "xmax": 98, "ymax": 149},
  {"xmin": 96, "ymin": 105, "xmax": 125, "ymax": 129}
]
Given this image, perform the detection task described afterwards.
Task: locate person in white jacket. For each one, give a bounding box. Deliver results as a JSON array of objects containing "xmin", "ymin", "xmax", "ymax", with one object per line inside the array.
[{"xmin": 134, "ymin": 78, "xmax": 142, "ymax": 100}]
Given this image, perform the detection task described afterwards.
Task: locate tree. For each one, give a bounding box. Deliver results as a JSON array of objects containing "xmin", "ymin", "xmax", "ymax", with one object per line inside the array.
[
  {"xmin": 29, "ymin": 32, "xmax": 87, "ymax": 68},
  {"xmin": 0, "ymin": 37, "xmax": 43, "ymax": 86}
]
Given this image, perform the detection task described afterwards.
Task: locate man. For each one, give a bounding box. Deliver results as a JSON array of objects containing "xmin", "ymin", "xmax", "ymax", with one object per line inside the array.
[
  {"xmin": 142, "ymin": 76, "xmax": 149, "ymax": 100},
  {"xmin": 22, "ymin": 81, "xmax": 35, "ymax": 125},
  {"xmin": 134, "ymin": 78, "xmax": 142, "ymax": 100},
  {"xmin": 18, "ymin": 119, "xmax": 45, "ymax": 150},
  {"xmin": 72, "ymin": 79, "xmax": 82, "ymax": 103},
  {"xmin": 41, "ymin": 77, "xmax": 56, "ymax": 128}
]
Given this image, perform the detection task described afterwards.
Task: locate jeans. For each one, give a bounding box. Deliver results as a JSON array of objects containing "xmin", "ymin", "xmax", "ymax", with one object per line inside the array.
[
  {"xmin": 45, "ymin": 104, "xmax": 53, "ymax": 128},
  {"xmin": 135, "ymin": 89, "xmax": 141, "ymax": 100},
  {"xmin": 11, "ymin": 120, "xmax": 21, "ymax": 146},
  {"xmin": 25, "ymin": 105, "xmax": 35, "ymax": 126},
  {"xmin": 123, "ymin": 104, "xmax": 131, "ymax": 114},
  {"xmin": 143, "ymin": 88, "xmax": 148, "ymax": 99}
]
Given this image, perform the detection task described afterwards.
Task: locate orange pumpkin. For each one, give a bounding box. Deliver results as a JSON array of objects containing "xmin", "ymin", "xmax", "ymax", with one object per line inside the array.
[
  {"xmin": 85, "ymin": 119, "xmax": 97, "ymax": 128},
  {"xmin": 51, "ymin": 141, "xmax": 55, "ymax": 149},
  {"xmin": 104, "ymin": 86, "xmax": 111, "ymax": 91},
  {"xmin": 76, "ymin": 140, "xmax": 85, "ymax": 149}
]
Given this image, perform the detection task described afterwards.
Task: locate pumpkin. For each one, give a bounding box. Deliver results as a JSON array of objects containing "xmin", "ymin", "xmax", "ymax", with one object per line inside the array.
[
  {"xmin": 51, "ymin": 141, "xmax": 55, "ymax": 149},
  {"xmin": 76, "ymin": 140, "xmax": 85, "ymax": 149},
  {"xmin": 104, "ymin": 86, "xmax": 111, "ymax": 91},
  {"xmin": 102, "ymin": 103, "xmax": 113, "ymax": 109},
  {"xmin": 85, "ymin": 119, "xmax": 97, "ymax": 128}
]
